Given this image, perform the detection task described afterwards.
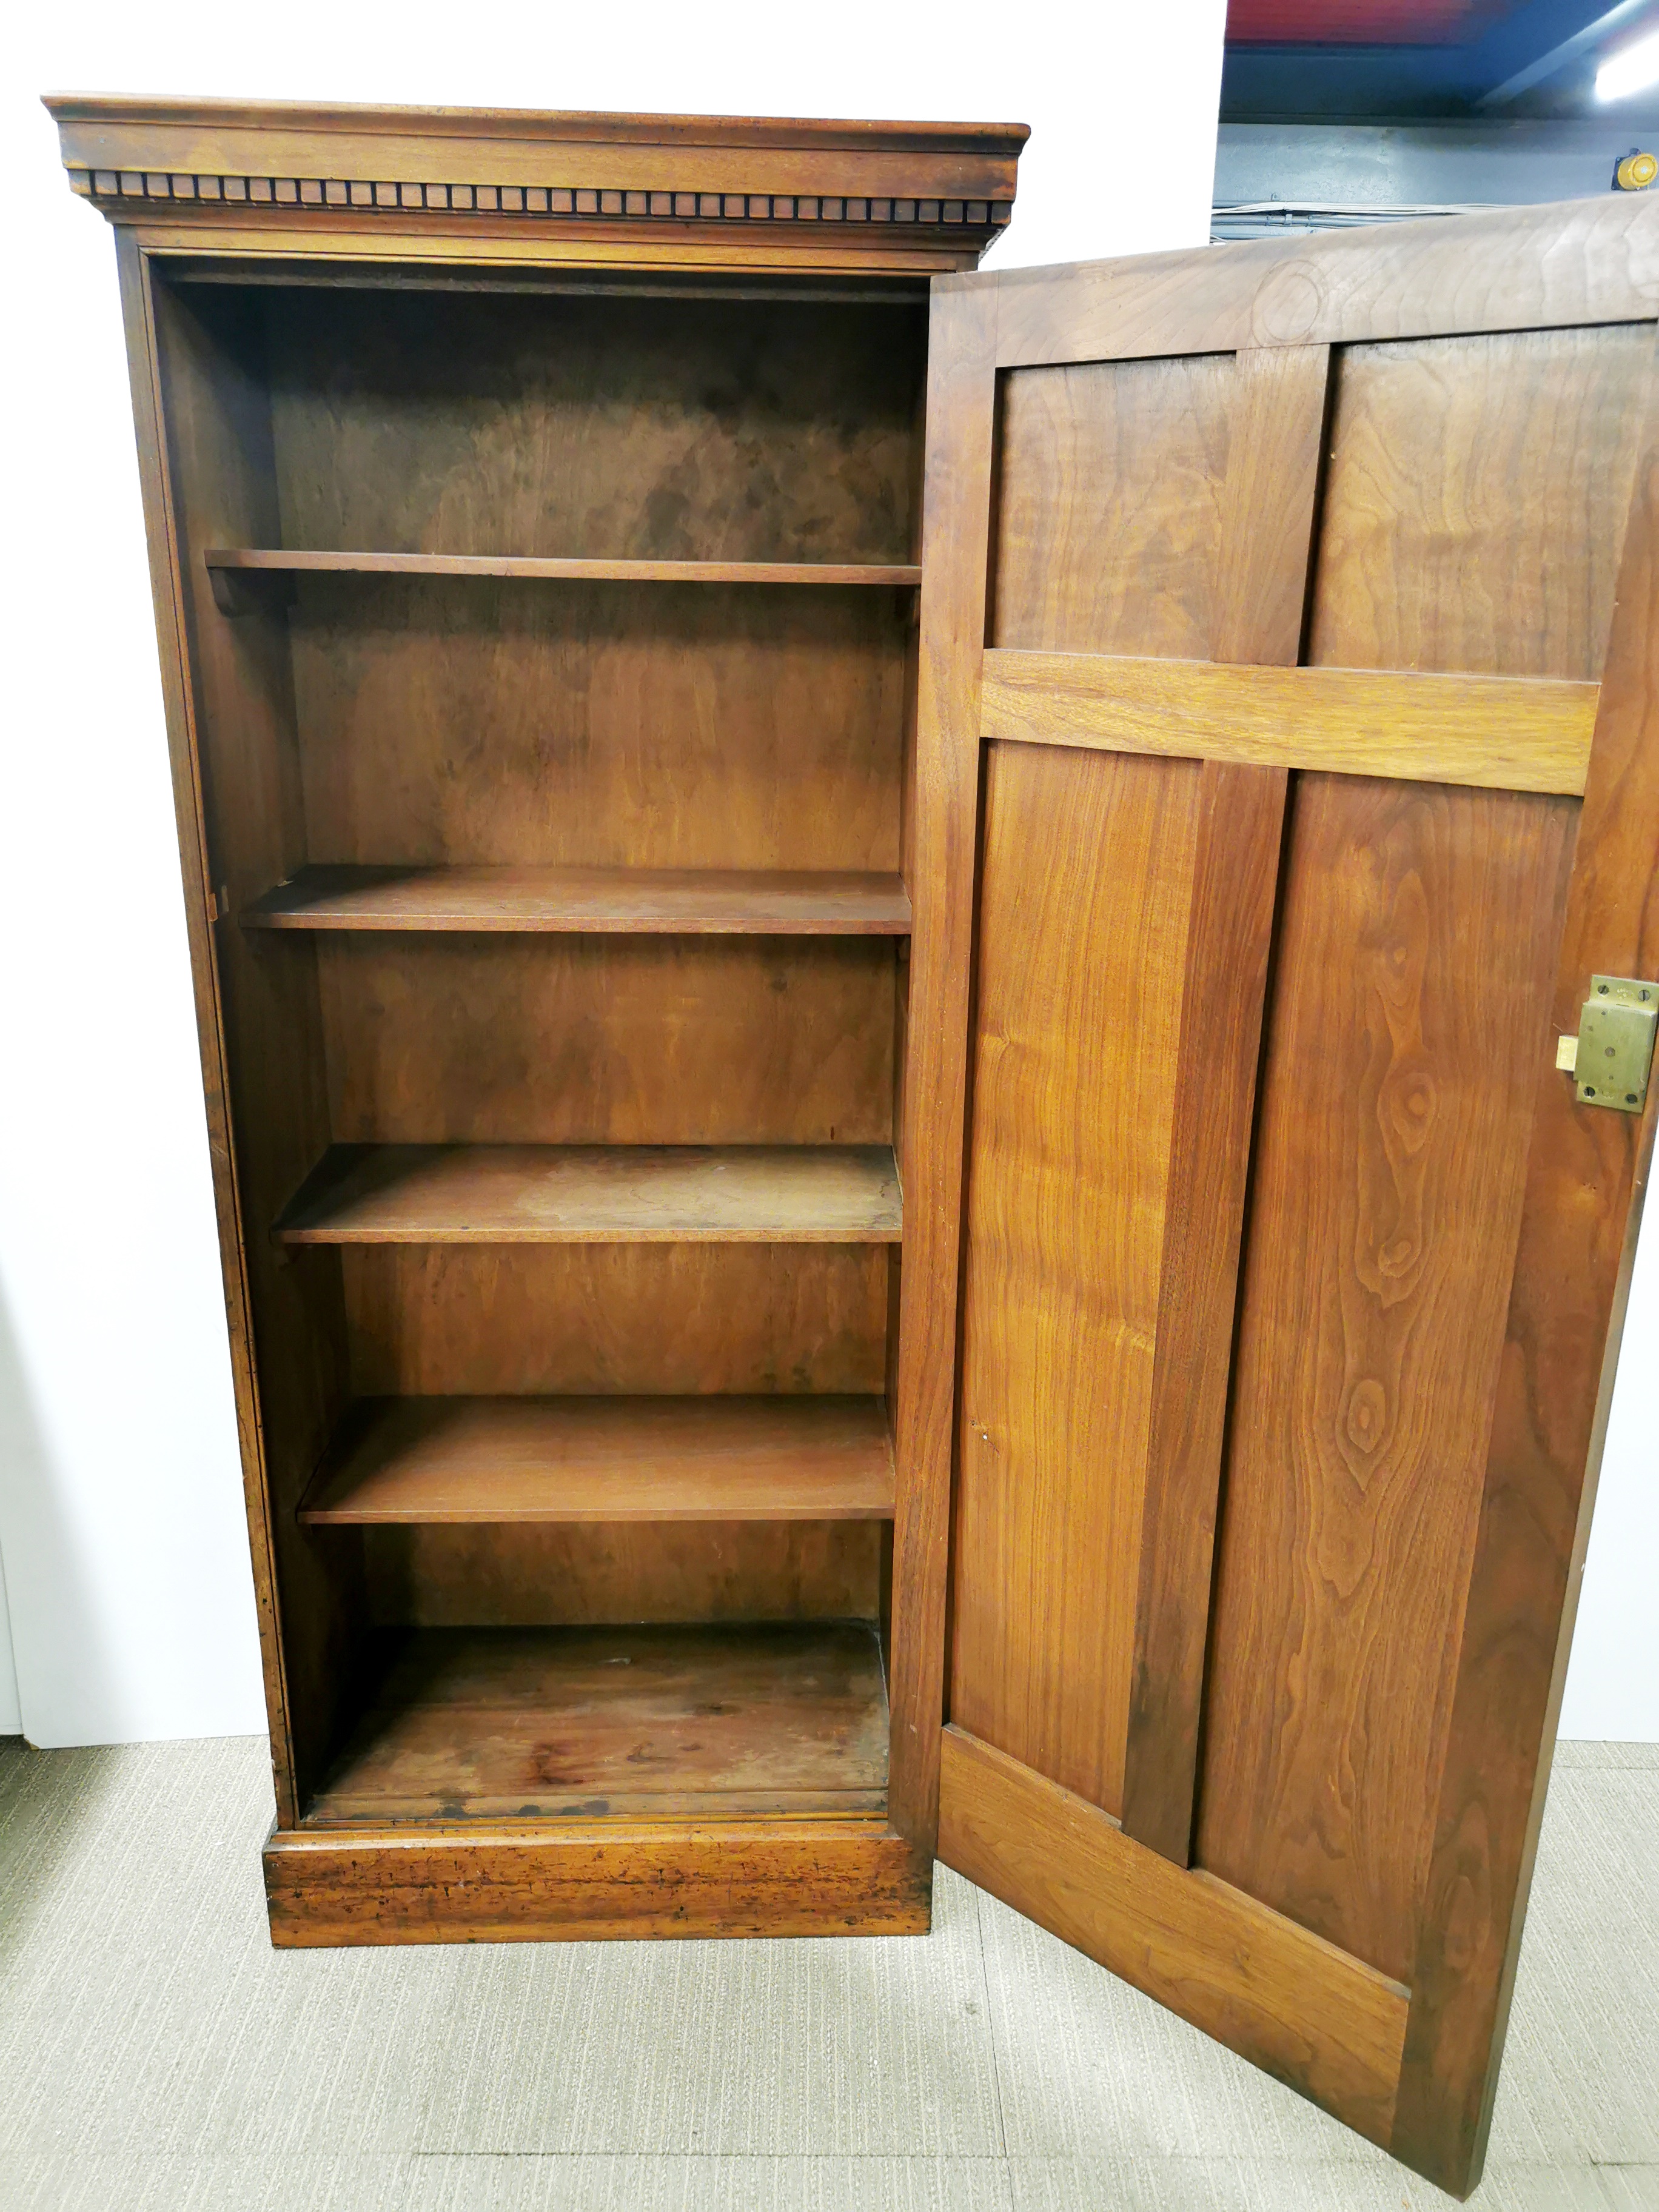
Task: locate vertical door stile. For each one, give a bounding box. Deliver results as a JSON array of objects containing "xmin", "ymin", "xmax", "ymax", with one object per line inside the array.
[
  {"xmin": 1392, "ymin": 348, "xmax": 1659, "ymax": 2197},
  {"xmin": 888, "ymin": 274, "xmax": 1001, "ymax": 1857},
  {"xmin": 1122, "ymin": 341, "xmax": 1333, "ymax": 1865}
]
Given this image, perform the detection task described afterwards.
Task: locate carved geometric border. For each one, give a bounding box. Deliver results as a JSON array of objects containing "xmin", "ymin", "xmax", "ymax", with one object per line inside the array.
[{"xmin": 69, "ymin": 169, "xmax": 1013, "ymax": 227}]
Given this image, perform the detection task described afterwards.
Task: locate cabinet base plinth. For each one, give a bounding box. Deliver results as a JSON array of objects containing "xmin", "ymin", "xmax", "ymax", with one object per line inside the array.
[{"xmin": 263, "ymin": 1820, "xmax": 930, "ymax": 1945}]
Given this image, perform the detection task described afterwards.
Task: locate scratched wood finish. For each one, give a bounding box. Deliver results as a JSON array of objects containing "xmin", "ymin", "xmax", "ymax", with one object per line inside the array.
[
  {"xmin": 951, "ymin": 741, "xmax": 1200, "ymax": 1814},
  {"xmin": 1392, "ymin": 384, "xmax": 1659, "ymax": 2197},
  {"xmin": 991, "ymin": 352, "xmax": 1233, "ymax": 657},
  {"xmin": 313, "ymin": 937, "xmax": 896, "ymax": 1145},
  {"xmin": 341, "ymin": 1245, "xmax": 890, "ymax": 1397},
  {"xmin": 979, "ymin": 653, "xmax": 1598, "ymax": 796},
  {"xmin": 276, "ymin": 1143, "xmax": 902, "ymax": 1244},
  {"xmin": 298, "ymin": 1394, "xmax": 895, "ymax": 1523},
  {"xmin": 939, "ymin": 1726, "xmax": 1410, "ymax": 2146},
  {"xmin": 304, "ymin": 1623, "xmax": 890, "ymax": 1822},
  {"xmin": 1120, "ymin": 342, "xmax": 1330, "ymax": 1867},
  {"xmin": 264, "ymin": 1822, "xmax": 930, "ymax": 1947},
  {"xmin": 1195, "ymin": 777, "xmax": 1577, "ymax": 1983},
  {"xmin": 244, "ymin": 864, "xmax": 913, "ymax": 934}
]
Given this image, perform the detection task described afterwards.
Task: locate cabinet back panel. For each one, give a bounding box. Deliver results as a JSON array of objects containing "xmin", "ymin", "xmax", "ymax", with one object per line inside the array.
[
  {"xmin": 364, "ymin": 1521, "xmax": 882, "ymax": 1626},
  {"xmin": 287, "ymin": 579, "xmax": 906, "ymax": 871},
  {"xmin": 317, "ymin": 937, "xmax": 896, "ymax": 1145},
  {"xmin": 343, "ymin": 1245, "xmax": 889, "ymax": 1397},
  {"xmin": 265, "ymin": 289, "xmax": 925, "ymax": 565}
]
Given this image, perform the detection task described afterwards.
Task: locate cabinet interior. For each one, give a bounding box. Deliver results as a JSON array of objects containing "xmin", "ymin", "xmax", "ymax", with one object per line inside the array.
[{"xmin": 155, "ymin": 267, "xmax": 930, "ymax": 1822}]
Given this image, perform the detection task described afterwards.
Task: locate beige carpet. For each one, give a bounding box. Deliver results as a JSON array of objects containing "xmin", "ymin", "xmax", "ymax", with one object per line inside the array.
[{"xmin": 0, "ymin": 1734, "xmax": 1652, "ymax": 2211}]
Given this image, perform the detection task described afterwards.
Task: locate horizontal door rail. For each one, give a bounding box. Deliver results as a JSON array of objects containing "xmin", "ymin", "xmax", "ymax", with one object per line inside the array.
[{"xmin": 980, "ymin": 649, "xmax": 1598, "ymax": 797}]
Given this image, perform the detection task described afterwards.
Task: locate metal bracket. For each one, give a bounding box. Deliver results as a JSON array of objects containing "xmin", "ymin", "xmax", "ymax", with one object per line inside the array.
[{"xmin": 1559, "ymin": 976, "xmax": 1658, "ymax": 1113}]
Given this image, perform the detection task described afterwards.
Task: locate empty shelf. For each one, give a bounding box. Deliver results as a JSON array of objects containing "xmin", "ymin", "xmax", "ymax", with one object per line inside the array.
[
  {"xmin": 243, "ymin": 864, "xmax": 913, "ymax": 935},
  {"xmin": 298, "ymin": 1395, "xmax": 896, "ymax": 1524},
  {"xmin": 206, "ymin": 547, "xmax": 920, "ymax": 589},
  {"xmin": 273, "ymin": 1144, "xmax": 902, "ymax": 1244},
  {"xmin": 304, "ymin": 1621, "xmax": 890, "ymax": 1823}
]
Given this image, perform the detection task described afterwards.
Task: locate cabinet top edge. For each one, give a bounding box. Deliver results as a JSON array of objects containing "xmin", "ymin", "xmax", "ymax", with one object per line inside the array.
[
  {"xmin": 42, "ymin": 92, "xmax": 1031, "ymax": 157},
  {"xmin": 45, "ymin": 93, "xmax": 1025, "ymax": 267}
]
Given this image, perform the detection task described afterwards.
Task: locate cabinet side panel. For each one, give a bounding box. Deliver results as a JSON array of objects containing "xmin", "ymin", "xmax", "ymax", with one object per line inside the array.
[{"xmin": 152, "ymin": 273, "xmax": 360, "ymax": 1808}]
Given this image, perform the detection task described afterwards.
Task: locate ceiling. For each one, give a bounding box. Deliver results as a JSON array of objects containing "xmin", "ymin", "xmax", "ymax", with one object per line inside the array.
[{"xmin": 1222, "ymin": 0, "xmax": 1659, "ymax": 118}]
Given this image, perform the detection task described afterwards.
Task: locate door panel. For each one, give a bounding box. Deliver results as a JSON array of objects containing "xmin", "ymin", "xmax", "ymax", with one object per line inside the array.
[
  {"xmin": 893, "ymin": 199, "xmax": 1659, "ymax": 2201},
  {"xmin": 951, "ymin": 741, "xmax": 1201, "ymax": 1812},
  {"xmin": 1195, "ymin": 774, "xmax": 1577, "ymax": 1986},
  {"xmin": 992, "ymin": 354, "xmax": 1233, "ymax": 655},
  {"xmin": 1308, "ymin": 324, "xmax": 1649, "ymax": 680}
]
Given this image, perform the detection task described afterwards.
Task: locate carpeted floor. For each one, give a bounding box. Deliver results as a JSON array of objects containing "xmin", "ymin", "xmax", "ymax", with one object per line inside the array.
[{"xmin": 0, "ymin": 1734, "xmax": 1653, "ymax": 2211}]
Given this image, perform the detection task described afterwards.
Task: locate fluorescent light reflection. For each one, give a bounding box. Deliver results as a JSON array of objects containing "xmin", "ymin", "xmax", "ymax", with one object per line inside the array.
[{"xmin": 1597, "ymin": 27, "xmax": 1659, "ymax": 101}]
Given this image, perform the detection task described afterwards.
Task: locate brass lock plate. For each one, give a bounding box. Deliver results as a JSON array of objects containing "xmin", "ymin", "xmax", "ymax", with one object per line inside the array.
[{"xmin": 1571, "ymin": 976, "xmax": 1658, "ymax": 1113}]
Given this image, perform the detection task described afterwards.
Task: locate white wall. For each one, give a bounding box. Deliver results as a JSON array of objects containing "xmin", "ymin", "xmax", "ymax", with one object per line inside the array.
[
  {"xmin": 0, "ymin": 0, "xmax": 1227, "ymax": 1747},
  {"xmin": 3, "ymin": 1, "xmax": 1651, "ymax": 1752}
]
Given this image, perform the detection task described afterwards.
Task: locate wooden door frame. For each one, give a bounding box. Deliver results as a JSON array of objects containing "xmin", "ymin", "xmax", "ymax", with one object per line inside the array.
[{"xmin": 886, "ymin": 195, "xmax": 1659, "ymax": 2198}]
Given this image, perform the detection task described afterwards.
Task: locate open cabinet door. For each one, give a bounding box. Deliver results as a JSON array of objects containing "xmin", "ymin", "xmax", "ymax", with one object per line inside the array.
[{"xmin": 886, "ymin": 198, "xmax": 1659, "ymax": 2199}]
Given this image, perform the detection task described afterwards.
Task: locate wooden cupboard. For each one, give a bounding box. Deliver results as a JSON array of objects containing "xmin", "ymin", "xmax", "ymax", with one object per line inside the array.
[{"xmin": 50, "ymin": 95, "xmax": 1659, "ymax": 2199}]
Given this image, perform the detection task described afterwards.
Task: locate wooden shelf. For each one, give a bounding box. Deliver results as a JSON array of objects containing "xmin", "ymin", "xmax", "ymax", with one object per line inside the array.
[
  {"xmin": 298, "ymin": 1395, "xmax": 896, "ymax": 1524},
  {"xmin": 206, "ymin": 546, "xmax": 921, "ymax": 597},
  {"xmin": 274, "ymin": 1143, "xmax": 902, "ymax": 1244},
  {"xmin": 243, "ymin": 864, "xmax": 913, "ymax": 936},
  {"xmin": 304, "ymin": 1621, "xmax": 890, "ymax": 1823}
]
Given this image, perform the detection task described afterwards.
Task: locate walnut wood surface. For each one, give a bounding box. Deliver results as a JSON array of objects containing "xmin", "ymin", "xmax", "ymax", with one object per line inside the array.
[
  {"xmin": 312, "ymin": 938, "xmax": 894, "ymax": 1147},
  {"xmin": 1195, "ymin": 776, "xmax": 1576, "ymax": 1988},
  {"xmin": 275, "ymin": 1144, "xmax": 902, "ymax": 1244},
  {"xmin": 886, "ymin": 278, "xmax": 999, "ymax": 1855},
  {"xmin": 299, "ymin": 1394, "xmax": 896, "ymax": 1523},
  {"xmin": 979, "ymin": 652, "xmax": 1598, "ymax": 794},
  {"xmin": 990, "ymin": 196, "xmax": 1659, "ymax": 369},
  {"xmin": 244, "ymin": 864, "xmax": 912, "ymax": 934},
  {"xmin": 990, "ymin": 353, "xmax": 1232, "ymax": 658},
  {"xmin": 951, "ymin": 739, "xmax": 1201, "ymax": 1817},
  {"xmin": 306, "ymin": 1621, "xmax": 890, "ymax": 1822},
  {"xmin": 209, "ymin": 548, "xmax": 920, "ymax": 588},
  {"xmin": 363, "ymin": 1521, "xmax": 882, "ymax": 1629},
  {"xmin": 939, "ymin": 1726, "xmax": 1410, "ymax": 2147},
  {"xmin": 341, "ymin": 1245, "xmax": 889, "ymax": 1396},
  {"xmin": 265, "ymin": 1820, "xmax": 930, "ymax": 1946},
  {"xmin": 1392, "ymin": 374, "xmax": 1659, "ymax": 2196},
  {"xmin": 1120, "ymin": 343, "xmax": 1330, "ymax": 1868},
  {"xmin": 1309, "ymin": 324, "xmax": 1652, "ymax": 683}
]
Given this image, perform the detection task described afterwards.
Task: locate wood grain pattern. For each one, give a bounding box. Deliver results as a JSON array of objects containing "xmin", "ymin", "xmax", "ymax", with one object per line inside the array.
[
  {"xmin": 979, "ymin": 652, "xmax": 1598, "ymax": 796},
  {"xmin": 1310, "ymin": 324, "xmax": 1653, "ymax": 685},
  {"xmin": 264, "ymin": 1820, "xmax": 930, "ymax": 1946},
  {"xmin": 991, "ymin": 354, "xmax": 1232, "ymax": 657},
  {"xmin": 306, "ymin": 1622, "xmax": 890, "ymax": 1822},
  {"xmin": 298, "ymin": 1395, "xmax": 895, "ymax": 1523},
  {"xmin": 275, "ymin": 1144, "xmax": 902, "ymax": 1244},
  {"xmin": 1392, "ymin": 381, "xmax": 1659, "ymax": 2199},
  {"xmin": 244, "ymin": 864, "xmax": 912, "ymax": 934},
  {"xmin": 341, "ymin": 1245, "xmax": 889, "ymax": 1397},
  {"xmin": 990, "ymin": 197, "xmax": 1659, "ymax": 369},
  {"xmin": 363, "ymin": 1520, "xmax": 882, "ymax": 1629},
  {"xmin": 1195, "ymin": 776, "xmax": 1576, "ymax": 1986},
  {"xmin": 951, "ymin": 740, "xmax": 1201, "ymax": 1817},
  {"xmin": 1120, "ymin": 344, "xmax": 1330, "ymax": 1867},
  {"xmin": 885, "ymin": 276, "xmax": 999, "ymax": 1855},
  {"xmin": 208, "ymin": 547, "xmax": 920, "ymax": 588},
  {"xmin": 312, "ymin": 937, "xmax": 895, "ymax": 1146},
  {"xmin": 938, "ymin": 1726, "xmax": 1410, "ymax": 2147}
]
